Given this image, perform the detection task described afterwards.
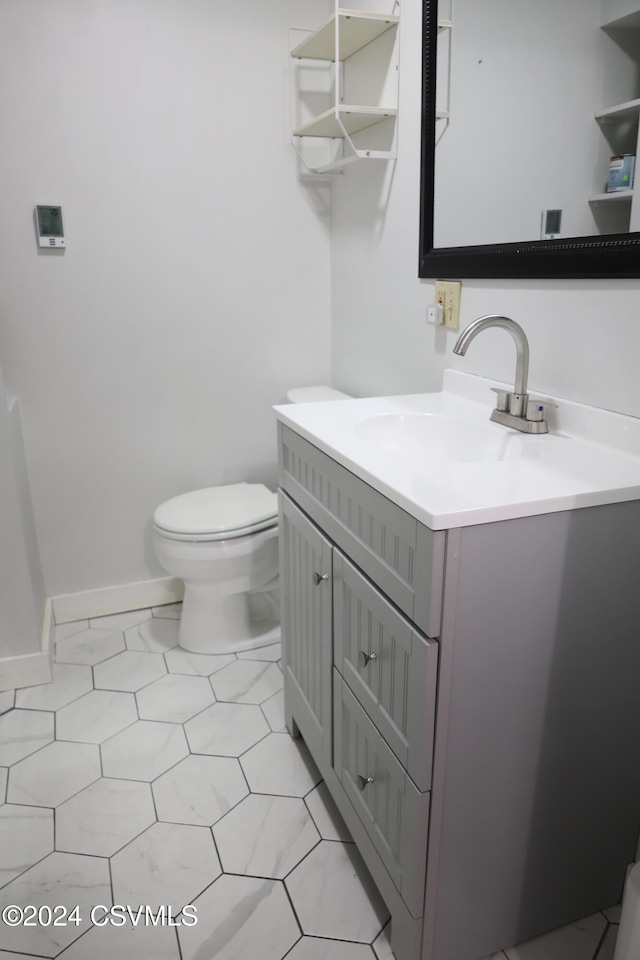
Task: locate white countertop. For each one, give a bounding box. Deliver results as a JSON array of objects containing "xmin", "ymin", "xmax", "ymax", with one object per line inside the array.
[{"xmin": 273, "ymin": 371, "xmax": 640, "ymax": 530}]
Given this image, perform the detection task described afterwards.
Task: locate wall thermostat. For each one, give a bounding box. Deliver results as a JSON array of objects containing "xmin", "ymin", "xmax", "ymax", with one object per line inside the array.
[
  {"xmin": 35, "ymin": 205, "xmax": 65, "ymax": 248},
  {"xmin": 540, "ymin": 208, "xmax": 562, "ymax": 241}
]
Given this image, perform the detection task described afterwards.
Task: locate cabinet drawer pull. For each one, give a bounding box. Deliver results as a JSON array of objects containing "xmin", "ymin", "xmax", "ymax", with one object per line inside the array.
[
  {"xmin": 358, "ymin": 650, "xmax": 377, "ymax": 668},
  {"xmin": 357, "ymin": 774, "xmax": 375, "ymax": 791},
  {"xmin": 312, "ymin": 571, "xmax": 329, "ymax": 585}
]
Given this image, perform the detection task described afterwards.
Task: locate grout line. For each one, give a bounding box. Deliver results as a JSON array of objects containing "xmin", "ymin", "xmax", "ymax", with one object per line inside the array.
[{"xmin": 591, "ymin": 921, "xmax": 612, "ymax": 960}]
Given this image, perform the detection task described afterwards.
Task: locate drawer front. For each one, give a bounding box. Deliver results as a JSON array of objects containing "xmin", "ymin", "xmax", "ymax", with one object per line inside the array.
[
  {"xmin": 279, "ymin": 424, "xmax": 444, "ymax": 638},
  {"xmin": 334, "ymin": 551, "xmax": 438, "ymax": 793},
  {"xmin": 334, "ymin": 673, "xmax": 430, "ymax": 919}
]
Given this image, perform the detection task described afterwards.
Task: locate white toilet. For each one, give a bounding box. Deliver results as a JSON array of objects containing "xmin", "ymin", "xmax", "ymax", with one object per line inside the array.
[{"xmin": 152, "ymin": 385, "xmax": 350, "ymax": 655}]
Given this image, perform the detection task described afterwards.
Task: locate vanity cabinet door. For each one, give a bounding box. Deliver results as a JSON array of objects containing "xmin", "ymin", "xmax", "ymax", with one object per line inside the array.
[
  {"xmin": 280, "ymin": 492, "xmax": 333, "ymax": 768},
  {"xmin": 334, "ymin": 673, "xmax": 430, "ymax": 920},
  {"xmin": 333, "ymin": 551, "xmax": 438, "ymax": 793}
]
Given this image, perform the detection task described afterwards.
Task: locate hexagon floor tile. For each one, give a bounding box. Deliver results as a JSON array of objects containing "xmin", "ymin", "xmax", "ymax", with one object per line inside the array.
[
  {"xmin": 111, "ymin": 822, "xmax": 221, "ymax": 911},
  {"xmin": 55, "ymin": 689, "xmax": 137, "ymax": 744},
  {"xmin": 51, "ymin": 919, "xmax": 182, "ymax": 959},
  {"xmin": 373, "ymin": 924, "xmax": 395, "ymax": 960},
  {"xmin": 153, "ymin": 754, "xmax": 248, "ymax": 826},
  {"xmin": 210, "ymin": 659, "xmax": 283, "ymax": 705},
  {"xmin": 125, "ymin": 617, "xmax": 179, "ymax": 653},
  {"xmin": 7, "ymin": 740, "xmax": 100, "ymax": 807},
  {"xmin": 89, "ymin": 609, "xmax": 153, "ymax": 631},
  {"xmin": 55, "ymin": 777, "xmax": 155, "ymax": 856},
  {"xmin": 0, "ymin": 689, "xmax": 16, "ymax": 714},
  {"xmin": 237, "ymin": 641, "xmax": 282, "ymax": 662},
  {"xmin": 54, "ymin": 627, "xmax": 125, "ymax": 666},
  {"xmin": 0, "ymin": 851, "xmax": 111, "ymax": 956},
  {"xmin": 151, "ymin": 602, "xmax": 182, "ymax": 619},
  {"xmin": 101, "ymin": 720, "xmax": 188, "ymax": 781},
  {"xmin": 93, "ymin": 649, "xmax": 167, "ymax": 692},
  {"xmin": 305, "ymin": 781, "xmax": 352, "ymax": 841},
  {"xmin": 0, "ymin": 766, "xmax": 7, "ymax": 803},
  {"xmin": 0, "ymin": 709, "xmax": 54, "ymax": 766},
  {"xmin": 53, "ymin": 619, "xmax": 89, "ymax": 642},
  {"xmin": 177, "ymin": 874, "xmax": 299, "ymax": 960},
  {"xmin": 240, "ymin": 732, "xmax": 321, "ymax": 797},
  {"xmin": 136, "ymin": 673, "xmax": 214, "ymax": 723},
  {"xmin": 184, "ymin": 701, "xmax": 269, "ymax": 757},
  {"xmin": 286, "ymin": 841, "xmax": 389, "ymax": 943},
  {"xmin": 164, "ymin": 646, "xmax": 235, "ymax": 677},
  {"xmin": 14, "ymin": 663, "xmax": 93, "ymax": 712},
  {"xmin": 213, "ymin": 793, "xmax": 319, "ymax": 878},
  {"xmin": 0, "ymin": 804, "xmax": 54, "ymax": 887},
  {"xmin": 261, "ymin": 688, "xmax": 286, "ymax": 732},
  {"xmin": 287, "ymin": 939, "xmax": 377, "ymax": 960}
]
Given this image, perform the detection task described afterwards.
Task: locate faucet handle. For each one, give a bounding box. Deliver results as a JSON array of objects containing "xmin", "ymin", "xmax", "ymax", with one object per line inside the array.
[
  {"xmin": 526, "ymin": 398, "xmax": 558, "ymax": 423},
  {"xmin": 491, "ymin": 387, "xmax": 510, "ymax": 412}
]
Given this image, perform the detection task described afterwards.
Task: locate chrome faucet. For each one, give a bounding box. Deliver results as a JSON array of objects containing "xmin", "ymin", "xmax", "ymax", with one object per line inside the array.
[{"xmin": 453, "ymin": 315, "xmax": 549, "ymax": 434}]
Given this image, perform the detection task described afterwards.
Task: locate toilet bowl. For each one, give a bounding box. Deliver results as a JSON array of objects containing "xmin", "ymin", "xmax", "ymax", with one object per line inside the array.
[
  {"xmin": 152, "ymin": 385, "xmax": 351, "ymax": 655},
  {"xmin": 152, "ymin": 483, "xmax": 279, "ymax": 655}
]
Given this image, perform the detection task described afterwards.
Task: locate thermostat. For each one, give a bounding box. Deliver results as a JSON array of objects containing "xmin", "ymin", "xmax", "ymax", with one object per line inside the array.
[
  {"xmin": 540, "ymin": 208, "xmax": 562, "ymax": 241},
  {"xmin": 35, "ymin": 205, "xmax": 65, "ymax": 248}
]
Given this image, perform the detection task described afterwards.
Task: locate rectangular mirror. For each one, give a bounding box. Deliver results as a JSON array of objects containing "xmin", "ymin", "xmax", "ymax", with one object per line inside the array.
[{"xmin": 419, "ymin": 0, "xmax": 640, "ymax": 279}]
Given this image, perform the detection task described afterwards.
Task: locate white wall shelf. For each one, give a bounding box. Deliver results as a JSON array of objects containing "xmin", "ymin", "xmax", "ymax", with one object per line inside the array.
[
  {"xmin": 291, "ymin": 10, "xmax": 399, "ymax": 62},
  {"xmin": 289, "ymin": 2, "xmax": 399, "ymax": 174},
  {"xmin": 294, "ymin": 104, "xmax": 397, "ymax": 138},
  {"xmin": 595, "ymin": 97, "xmax": 640, "ymax": 124},
  {"xmin": 588, "ymin": 190, "xmax": 633, "ymax": 204}
]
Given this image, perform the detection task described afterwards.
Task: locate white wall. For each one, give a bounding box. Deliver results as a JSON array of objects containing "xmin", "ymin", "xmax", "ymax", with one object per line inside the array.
[
  {"xmin": 0, "ymin": 0, "xmax": 331, "ymax": 597},
  {"xmin": 0, "ymin": 360, "xmax": 43, "ymax": 659},
  {"xmin": 331, "ymin": 0, "xmax": 640, "ymax": 420}
]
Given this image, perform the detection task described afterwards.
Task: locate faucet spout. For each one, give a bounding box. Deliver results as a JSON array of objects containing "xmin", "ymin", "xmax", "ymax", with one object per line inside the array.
[
  {"xmin": 452, "ymin": 314, "xmax": 547, "ymax": 433},
  {"xmin": 453, "ymin": 315, "xmax": 529, "ymax": 399}
]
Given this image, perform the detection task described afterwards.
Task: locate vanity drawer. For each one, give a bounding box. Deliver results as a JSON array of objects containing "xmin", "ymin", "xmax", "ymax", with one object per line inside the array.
[
  {"xmin": 278, "ymin": 424, "xmax": 445, "ymax": 638},
  {"xmin": 333, "ymin": 551, "xmax": 438, "ymax": 793},
  {"xmin": 334, "ymin": 673, "xmax": 430, "ymax": 920}
]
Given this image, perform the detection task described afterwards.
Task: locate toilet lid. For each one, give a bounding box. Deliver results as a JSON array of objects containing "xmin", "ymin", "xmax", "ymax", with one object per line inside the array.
[{"xmin": 153, "ymin": 483, "xmax": 277, "ymax": 538}]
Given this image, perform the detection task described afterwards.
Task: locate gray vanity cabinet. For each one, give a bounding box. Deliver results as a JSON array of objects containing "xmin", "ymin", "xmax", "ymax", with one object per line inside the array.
[{"xmin": 277, "ymin": 422, "xmax": 640, "ymax": 960}]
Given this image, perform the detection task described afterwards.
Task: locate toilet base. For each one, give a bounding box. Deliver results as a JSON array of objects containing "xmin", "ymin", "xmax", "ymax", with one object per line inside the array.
[{"xmin": 178, "ymin": 582, "xmax": 280, "ymax": 655}]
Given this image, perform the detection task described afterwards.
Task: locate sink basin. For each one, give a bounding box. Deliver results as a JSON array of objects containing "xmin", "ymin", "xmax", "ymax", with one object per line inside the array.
[{"xmin": 355, "ymin": 412, "xmax": 512, "ymax": 462}]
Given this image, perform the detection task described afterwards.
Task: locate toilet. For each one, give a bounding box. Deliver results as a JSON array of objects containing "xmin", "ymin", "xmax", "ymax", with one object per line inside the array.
[{"xmin": 152, "ymin": 385, "xmax": 350, "ymax": 655}]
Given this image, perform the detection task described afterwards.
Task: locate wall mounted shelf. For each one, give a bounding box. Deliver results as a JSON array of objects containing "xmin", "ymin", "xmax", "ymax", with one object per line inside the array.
[
  {"xmin": 289, "ymin": 3, "xmax": 399, "ymax": 174},
  {"xmin": 291, "ymin": 9, "xmax": 399, "ymax": 61},
  {"xmin": 293, "ymin": 104, "xmax": 397, "ymax": 138},
  {"xmin": 589, "ymin": 190, "xmax": 633, "ymax": 204},
  {"xmin": 595, "ymin": 97, "xmax": 640, "ymax": 125}
]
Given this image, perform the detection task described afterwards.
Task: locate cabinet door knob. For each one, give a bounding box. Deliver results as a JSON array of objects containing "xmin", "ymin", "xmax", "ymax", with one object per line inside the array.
[
  {"xmin": 312, "ymin": 571, "xmax": 329, "ymax": 585},
  {"xmin": 358, "ymin": 650, "xmax": 377, "ymax": 668},
  {"xmin": 357, "ymin": 774, "xmax": 375, "ymax": 791}
]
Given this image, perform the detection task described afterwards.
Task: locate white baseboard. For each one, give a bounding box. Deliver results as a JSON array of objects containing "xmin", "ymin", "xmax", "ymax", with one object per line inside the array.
[
  {"xmin": 0, "ymin": 598, "xmax": 54, "ymax": 692},
  {"xmin": 52, "ymin": 576, "xmax": 184, "ymax": 625}
]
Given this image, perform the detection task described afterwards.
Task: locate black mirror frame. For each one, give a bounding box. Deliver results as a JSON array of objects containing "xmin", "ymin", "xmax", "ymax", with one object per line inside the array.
[{"xmin": 419, "ymin": 0, "xmax": 640, "ymax": 280}]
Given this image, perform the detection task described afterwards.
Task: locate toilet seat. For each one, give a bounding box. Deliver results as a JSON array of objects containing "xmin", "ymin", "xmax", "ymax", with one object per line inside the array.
[{"xmin": 153, "ymin": 483, "xmax": 277, "ymax": 542}]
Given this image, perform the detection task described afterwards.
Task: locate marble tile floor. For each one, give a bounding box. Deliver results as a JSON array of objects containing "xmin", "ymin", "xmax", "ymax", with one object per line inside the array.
[{"xmin": 0, "ymin": 604, "xmax": 622, "ymax": 960}]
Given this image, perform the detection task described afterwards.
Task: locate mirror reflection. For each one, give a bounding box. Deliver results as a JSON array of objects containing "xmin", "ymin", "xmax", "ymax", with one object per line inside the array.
[{"xmin": 434, "ymin": 0, "xmax": 640, "ymax": 249}]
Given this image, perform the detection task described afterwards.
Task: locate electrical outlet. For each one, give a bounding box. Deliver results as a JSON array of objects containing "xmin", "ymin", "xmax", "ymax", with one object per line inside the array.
[{"xmin": 434, "ymin": 280, "xmax": 462, "ymax": 330}]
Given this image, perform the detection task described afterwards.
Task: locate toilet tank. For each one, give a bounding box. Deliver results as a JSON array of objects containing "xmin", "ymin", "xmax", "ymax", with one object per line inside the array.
[{"xmin": 286, "ymin": 385, "xmax": 351, "ymax": 403}]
